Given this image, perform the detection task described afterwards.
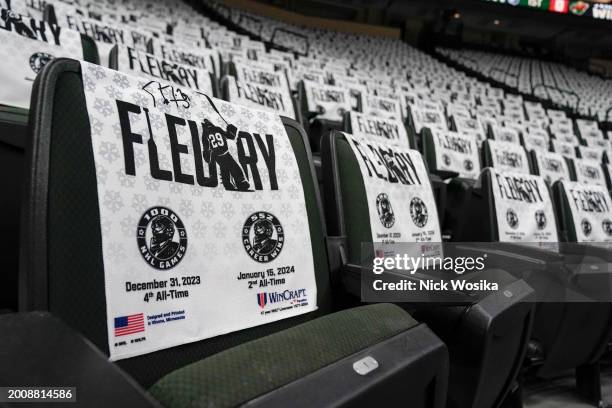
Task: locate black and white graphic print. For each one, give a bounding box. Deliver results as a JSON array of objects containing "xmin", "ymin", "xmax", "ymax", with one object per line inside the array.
[
  {"xmin": 506, "ymin": 208, "xmax": 519, "ymax": 229},
  {"xmin": 80, "ymin": 62, "xmax": 317, "ymax": 361},
  {"xmin": 28, "ymin": 51, "xmax": 52, "ymax": 73},
  {"xmin": 242, "ymin": 212, "xmax": 284, "ymax": 263},
  {"xmin": 535, "ymin": 152, "xmax": 570, "ymax": 185},
  {"xmin": 409, "ymin": 197, "xmax": 428, "ymax": 228},
  {"xmin": 582, "ymin": 219, "xmax": 592, "ymax": 237},
  {"xmin": 490, "ymin": 169, "xmax": 558, "ymax": 244},
  {"xmin": 0, "ymin": 24, "xmax": 82, "ymax": 108},
  {"xmin": 432, "ymin": 130, "xmax": 481, "ymax": 179},
  {"xmin": 363, "ymin": 94, "xmax": 401, "ymax": 121},
  {"xmin": 488, "ymin": 140, "xmax": 531, "ymax": 175},
  {"xmin": 117, "ymin": 45, "xmax": 214, "ymax": 95},
  {"xmin": 535, "ymin": 210, "xmax": 547, "ymax": 230},
  {"xmin": 411, "ymin": 107, "xmax": 447, "ymax": 134},
  {"xmin": 574, "ymin": 158, "xmax": 606, "ymax": 187},
  {"xmin": 226, "ymin": 75, "xmax": 295, "ymax": 119},
  {"xmin": 344, "ymin": 133, "xmax": 441, "ymax": 258},
  {"xmin": 137, "ymin": 207, "xmax": 187, "ymax": 270},
  {"xmin": 376, "ymin": 193, "xmax": 395, "ymax": 228},
  {"xmin": 304, "ymin": 80, "xmax": 351, "ymax": 121},
  {"xmin": 349, "ymin": 111, "xmax": 409, "ymax": 147},
  {"xmin": 201, "ymin": 119, "xmax": 251, "ymax": 191},
  {"xmin": 563, "ymin": 181, "xmax": 612, "ymax": 243},
  {"xmin": 603, "ymin": 219, "xmax": 612, "ymax": 237}
]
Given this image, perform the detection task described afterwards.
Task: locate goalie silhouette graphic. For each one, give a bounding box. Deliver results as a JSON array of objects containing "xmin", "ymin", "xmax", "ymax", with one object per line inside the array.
[{"xmin": 202, "ymin": 119, "xmax": 250, "ymax": 191}]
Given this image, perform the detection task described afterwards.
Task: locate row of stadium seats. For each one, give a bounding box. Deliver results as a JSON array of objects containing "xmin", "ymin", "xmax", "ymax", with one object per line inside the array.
[
  {"xmin": 0, "ymin": 0, "xmax": 611, "ymax": 407},
  {"xmin": 437, "ymin": 47, "xmax": 612, "ymax": 123}
]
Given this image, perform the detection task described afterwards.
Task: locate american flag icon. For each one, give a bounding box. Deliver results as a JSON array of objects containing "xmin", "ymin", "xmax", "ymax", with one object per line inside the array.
[{"xmin": 114, "ymin": 313, "xmax": 145, "ymax": 337}]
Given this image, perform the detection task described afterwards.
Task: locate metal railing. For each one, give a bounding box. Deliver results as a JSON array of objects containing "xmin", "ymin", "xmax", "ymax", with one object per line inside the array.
[{"xmin": 270, "ymin": 27, "xmax": 309, "ymax": 57}]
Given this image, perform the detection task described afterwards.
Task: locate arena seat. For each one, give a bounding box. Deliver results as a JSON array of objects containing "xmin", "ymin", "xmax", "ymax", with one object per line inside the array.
[
  {"xmin": 220, "ymin": 59, "xmax": 298, "ymax": 120},
  {"xmin": 482, "ymin": 139, "xmax": 533, "ymax": 175},
  {"xmin": 298, "ymin": 79, "xmax": 352, "ymax": 152},
  {"xmin": 0, "ymin": 9, "xmax": 98, "ymax": 312},
  {"xmin": 421, "ymin": 128, "xmax": 482, "ymax": 239},
  {"xmin": 321, "ymin": 130, "xmax": 535, "ymax": 408},
  {"xmin": 109, "ymin": 44, "xmax": 217, "ymax": 97},
  {"xmin": 456, "ymin": 166, "xmax": 612, "ymax": 404},
  {"xmin": 572, "ymin": 157, "xmax": 606, "ymax": 187},
  {"xmin": 12, "ymin": 58, "xmax": 449, "ymax": 407},
  {"xmin": 529, "ymin": 150, "xmax": 574, "ymax": 185}
]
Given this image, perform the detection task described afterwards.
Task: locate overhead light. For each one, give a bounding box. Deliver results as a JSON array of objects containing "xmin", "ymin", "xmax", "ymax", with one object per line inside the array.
[
  {"xmin": 493, "ymin": 19, "xmax": 500, "ymax": 25},
  {"xmin": 453, "ymin": 12, "xmax": 461, "ymax": 19}
]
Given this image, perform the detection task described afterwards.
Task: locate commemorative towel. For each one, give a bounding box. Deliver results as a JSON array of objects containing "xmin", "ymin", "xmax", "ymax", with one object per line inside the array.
[
  {"xmin": 487, "ymin": 140, "xmax": 531, "ymax": 174},
  {"xmin": 561, "ymin": 181, "xmax": 612, "ymax": 242},
  {"xmin": 348, "ymin": 111, "xmax": 410, "ymax": 147},
  {"xmin": 80, "ymin": 62, "xmax": 317, "ymax": 360},
  {"xmin": 0, "ymin": 10, "xmax": 83, "ymax": 108},
  {"xmin": 303, "ymin": 80, "xmax": 351, "ymax": 121},
  {"xmin": 430, "ymin": 130, "xmax": 481, "ymax": 179},
  {"xmin": 115, "ymin": 45, "xmax": 213, "ymax": 95},
  {"xmin": 489, "ymin": 169, "xmax": 559, "ymax": 243},
  {"xmin": 226, "ymin": 76, "xmax": 295, "ymax": 119},
  {"xmin": 533, "ymin": 152, "xmax": 571, "ymax": 185},
  {"xmin": 343, "ymin": 133, "xmax": 442, "ymax": 258}
]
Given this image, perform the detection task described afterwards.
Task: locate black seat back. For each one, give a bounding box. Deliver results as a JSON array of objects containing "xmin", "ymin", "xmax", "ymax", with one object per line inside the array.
[{"xmin": 20, "ymin": 59, "xmax": 331, "ymax": 387}]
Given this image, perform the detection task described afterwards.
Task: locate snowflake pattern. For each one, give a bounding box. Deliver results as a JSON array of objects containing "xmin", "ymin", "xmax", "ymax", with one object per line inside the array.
[
  {"xmin": 131, "ymin": 193, "xmax": 147, "ymax": 211},
  {"xmin": 117, "ymin": 170, "xmax": 136, "ymax": 188},
  {"xmin": 96, "ymin": 165, "xmax": 109, "ymax": 185},
  {"xmin": 212, "ymin": 221, "xmax": 226, "ymax": 238},
  {"xmin": 80, "ymin": 62, "xmax": 316, "ymax": 338},
  {"xmin": 113, "ymin": 73, "xmax": 130, "ymax": 89},
  {"xmin": 107, "ymin": 242, "xmax": 126, "ymax": 263},
  {"xmin": 120, "ymin": 215, "xmax": 137, "ymax": 236},
  {"xmin": 141, "ymin": 173, "xmax": 160, "ymax": 194},
  {"xmin": 221, "ymin": 202, "xmax": 234, "ymax": 218},
  {"xmin": 180, "ymin": 199, "xmax": 194, "ymax": 218},
  {"xmin": 103, "ymin": 191, "xmax": 124, "ymax": 213},
  {"xmin": 155, "ymin": 197, "xmax": 169, "ymax": 208},
  {"xmin": 90, "ymin": 117, "xmax": 104, "ymax": 136},
  {"xmin": 88, "ymin": 64, "xmax": 106, "ymax": 80},
  {"xmin": 192, "ymin": 219, "xmax": 207, "ymax": 238},
  {"xmin": 200, "ymin": 201, "xmax": 215, "ymax": 218},
  {"xmin": 104, "ymin": 84, "xmax": 123, "ymax": 99},
  {"xmin": 99, "ymin": 141, "xmax": 120, "ymax": 163},
  {"xmin": 94, "ymin": 98, "xmax": 113, "ymax": 117}
]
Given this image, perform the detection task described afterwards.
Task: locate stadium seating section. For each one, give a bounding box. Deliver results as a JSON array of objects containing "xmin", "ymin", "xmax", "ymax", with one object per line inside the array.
[{"xmin": 1, "ymin": 0, "xmax": 612, "ymax": 407}]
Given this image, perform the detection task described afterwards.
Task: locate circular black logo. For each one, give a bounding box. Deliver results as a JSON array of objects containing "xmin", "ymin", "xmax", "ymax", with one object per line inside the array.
[
  {"xmin": 535, "ymin": 210, "xmax": 547, "ymax": 230},
  {"xmin": 506, "ymin": 208, "xmax": 519, "ymax": 229},
  {"xmin": 410, "ymin": 197, "xmax": 428, "ymax": 228},
  {"xmin": 29, "ymin": 52, "xmax": 53, "ymax": 74},
  {"xmin": 442, "ymin": 154, "xmax": 451, "ymax": 166},
  {"xmin": 581, "ymin": 218, "xmax": 592, "ymax": 237},
  {"xmin": 602, "ymin": 219, "xmax": 612, "ymax": 237},
  {"xmin": 242, "ymin": 212, "xmax": 284, "ymax": 263},
  {"xmin": 464, "ymin": 159, "xmax": 473, "ymax": 171},
  {"xmin": 137, "ymin": 207, "xmax": 187, "ymax": 270},
  {"xmin": 376, "ymin": 193, "xmax": 395, "ymax": 228}
]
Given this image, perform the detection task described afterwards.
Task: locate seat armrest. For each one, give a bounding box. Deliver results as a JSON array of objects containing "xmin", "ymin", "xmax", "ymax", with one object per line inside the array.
[
  {"xmin": 453, "ymin": 243, "xmax": 564, "ymax": 272},
  {"xmin": 0, "ymin": 312, "xmax": 159, "ymax": 408},
  {"xmin": 560, "ymin": 243, "xmax": 612, "ymax": 262}
]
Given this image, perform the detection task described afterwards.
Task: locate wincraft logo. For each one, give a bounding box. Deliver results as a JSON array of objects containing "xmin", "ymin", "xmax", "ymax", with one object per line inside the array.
[{"xmin": 256, "ymin": 289, "xmax": 307, "ymax": 309}]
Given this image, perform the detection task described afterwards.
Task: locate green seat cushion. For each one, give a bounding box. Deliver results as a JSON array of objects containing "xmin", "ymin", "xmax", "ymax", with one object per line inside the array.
[{"xmin": 149, "ymin": 303, "xmax": 417, "ymax": 408}]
